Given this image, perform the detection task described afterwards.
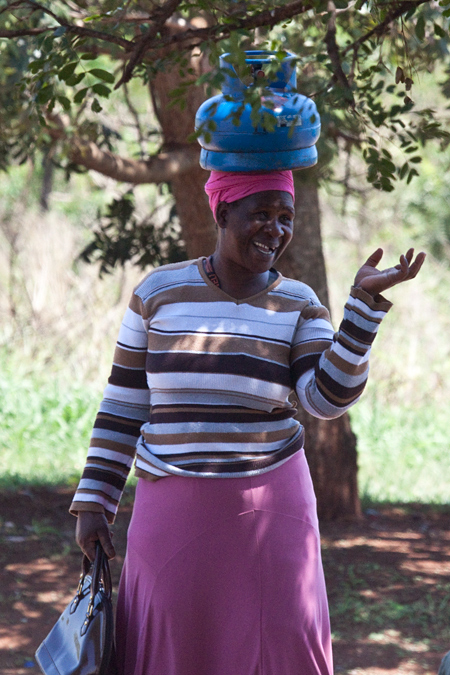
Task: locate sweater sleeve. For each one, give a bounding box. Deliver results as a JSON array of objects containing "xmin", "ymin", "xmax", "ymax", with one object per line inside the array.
[
  {"xmin": 291, "ymin": 286, "xmax": 392, "ymax": 420},
  {"xmin": 70, "ymin": 290, "xmax": 151, "ymax": 523}
]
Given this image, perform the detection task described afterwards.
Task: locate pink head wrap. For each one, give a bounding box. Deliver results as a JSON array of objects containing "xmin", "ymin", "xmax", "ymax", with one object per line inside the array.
[{"xmin": 204, "ymin": 170, "xmax": 295, "ymax": 220}]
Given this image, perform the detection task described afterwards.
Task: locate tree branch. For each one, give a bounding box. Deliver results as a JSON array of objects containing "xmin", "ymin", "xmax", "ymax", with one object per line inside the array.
[
  {"xmin": 2, "ymin": 0, "xmax": 134, "ymax": 50},
  {"xmin": 114, "ymin": 0, "xmax": 315, "ymax": 87},
  {"xmin": 324, "ymin": 0, "xmax": 355, "ymax": 107},
  {"xmin": 342, "ymin": 0, "xmax": 429, "ymax": 56},
  {"xmin": 115, "ymin": 0, "xmax": 184, "ymax": 88},
  {"xmin": 0, "ymin": 27, "xmax": 50, "ymax": 37},
  {"xmin": 69, "ymin": 138, "xmax": 200, "ymax": 184}
]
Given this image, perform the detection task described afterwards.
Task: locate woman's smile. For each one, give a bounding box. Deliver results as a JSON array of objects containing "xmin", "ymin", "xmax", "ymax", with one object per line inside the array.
[{"xmin": 253, "ymin": 240, "xmax": 278, "ymax": 255}]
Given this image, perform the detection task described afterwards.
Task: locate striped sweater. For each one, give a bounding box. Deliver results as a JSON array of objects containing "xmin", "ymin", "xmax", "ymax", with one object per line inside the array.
[{"xmin": 70, "ymin": 258, "xmax": 392, "ymax": 522}]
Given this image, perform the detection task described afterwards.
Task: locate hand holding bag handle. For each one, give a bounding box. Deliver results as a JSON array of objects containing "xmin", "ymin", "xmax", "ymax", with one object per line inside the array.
[{"xmin": 36, "ymin": 542, "xmax": 117, "ymax": 675}]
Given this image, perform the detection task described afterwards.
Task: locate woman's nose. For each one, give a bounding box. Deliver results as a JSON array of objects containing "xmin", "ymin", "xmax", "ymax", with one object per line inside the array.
[{"xmin": 264, "ymin": 219, "xmax": 284, "ymax": 236}]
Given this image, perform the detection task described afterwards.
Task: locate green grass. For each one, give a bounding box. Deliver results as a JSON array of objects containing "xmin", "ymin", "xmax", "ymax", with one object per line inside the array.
[
  {"xmin": 351, "ymin": 393, "xmax": 450, "ymax": 504},
  {"xmin": 0, "ymin": 353, "xmax": 101, "ymax": 488}
]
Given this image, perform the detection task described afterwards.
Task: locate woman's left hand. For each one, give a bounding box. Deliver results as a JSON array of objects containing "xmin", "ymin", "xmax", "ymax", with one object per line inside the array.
[{"xmin": 354, "ymin": 248, "xmax": 426, "ymax": 297}]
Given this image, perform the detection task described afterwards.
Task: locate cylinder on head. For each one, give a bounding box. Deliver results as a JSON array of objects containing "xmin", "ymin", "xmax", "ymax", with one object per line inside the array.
[{"xmin": 195, "ymin": 51, "xmax": 321, "ymax": 172}]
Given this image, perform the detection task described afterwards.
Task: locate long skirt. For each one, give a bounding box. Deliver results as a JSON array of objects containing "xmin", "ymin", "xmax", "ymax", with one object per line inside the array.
[{"xmin": 115, "ymin": 450, "xmax": 333, "ymax": 675}]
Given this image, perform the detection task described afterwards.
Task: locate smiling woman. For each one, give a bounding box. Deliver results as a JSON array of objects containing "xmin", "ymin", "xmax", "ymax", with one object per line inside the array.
[
  {"xmin": 205, "ymin": 169, "xmax": 295, "ymax": 298},
  {"xmin": 71, "ymin": 168, "xmax": 425, "ymax": 675},
  {"xmin": 213, "ymin": 190, "xmax": 294, "ymax": 297}
]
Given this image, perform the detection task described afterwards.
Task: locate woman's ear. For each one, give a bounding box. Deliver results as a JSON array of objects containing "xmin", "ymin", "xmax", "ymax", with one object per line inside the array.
[{"xmin": 216, "ymin": 201, "xmax": 229, "ymax": 229}]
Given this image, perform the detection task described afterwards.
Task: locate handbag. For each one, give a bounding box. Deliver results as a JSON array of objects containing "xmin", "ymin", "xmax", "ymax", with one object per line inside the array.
[{"xmin": 35, "ymin": 542, "xmax": 117, "ymax": 675}]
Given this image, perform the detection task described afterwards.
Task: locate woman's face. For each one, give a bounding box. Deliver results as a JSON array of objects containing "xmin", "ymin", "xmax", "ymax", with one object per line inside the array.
[{"xmin": 216, "ymin": 190, "xmax": 294, "ymax": 275}]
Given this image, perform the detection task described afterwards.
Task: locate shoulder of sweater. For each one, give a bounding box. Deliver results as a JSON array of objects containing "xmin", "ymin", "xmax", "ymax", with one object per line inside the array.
[
  {"xmin": 274, "ymin": 274, "xmax": 322, "ymax": 307},
  {"xmin": 133, "ymin": 258, "xmax": 203, "ymax": 302}
]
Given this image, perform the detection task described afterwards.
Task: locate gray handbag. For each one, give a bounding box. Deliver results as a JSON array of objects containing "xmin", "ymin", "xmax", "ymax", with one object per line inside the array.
[{"xmin": 35, "ymin": 543, "xmax": 117, "ymax": 675}]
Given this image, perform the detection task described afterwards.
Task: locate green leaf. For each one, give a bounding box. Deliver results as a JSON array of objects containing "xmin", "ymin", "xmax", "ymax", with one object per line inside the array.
[
  {"xmin": 434, "ymin": 23, "xmax": 447, "ymax": 38},
  {"xmin": 409, "ymin": 156, "xmax": 422, "ymax": 163},
  {"xmin": 74, "ymin": 87, "xmax": 89, "ymax": 103},
  {"xmin": 89, "ymin": 68, "xmax": 115, "ymax": 83},
  {"xmin": 415, "ymin": 15, "xmax": 425, "ymax": 41},
  {"xmin": 380, "ymin": 176, "xmax": 395, "ymax": 191},
  {"xmin": 57, "ymin": 95, "xmax": 71, "ymax": 110},
  {"xmin": 84, "ymin": 14, "xmax": 103, "ymax": 22},
  {"xmin": 36, "ymin": 85, "xmax": 54, "ymax": 104},
  {"xmin": 399, "ymin": 163, "xmax": 409, "ymax": 179},
  {"xmin": 406, "ymin": 168, "xmax": 419, "ymax": 184},
  {"xmin": 66, "ymin": 72, "xmax": 86, "ymax": 86},
  {"xmin": 92, "ymin": 83, "xmax": 111, "ymax": 97},
  {"xmin": 81, "ymin": 53, "xmax": 97, "ymax": 60},
  {"xmin": 91, "ymin": 97, "xmax": 102, "ymax": 112},
  {"xmin": 380, "ymin": 158, "xmax": 396, "ymax": 174},
  {"xmin": 29, "ymin": 60, "xmax": 44, "ymax": 74},
  {"xmin": 58, "ymin": 62, "xmax": 78, "ymax": 82}
]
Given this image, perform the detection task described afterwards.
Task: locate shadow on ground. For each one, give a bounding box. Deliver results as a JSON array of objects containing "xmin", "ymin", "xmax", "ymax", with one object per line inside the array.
[{"xmin": 1, "ymin": 487, "xmax": 449, "ymax": 675}]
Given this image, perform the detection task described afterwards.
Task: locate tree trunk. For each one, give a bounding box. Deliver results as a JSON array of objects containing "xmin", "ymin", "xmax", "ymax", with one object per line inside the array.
[
  {"xmin": 149, "ymin": 47, "xmax": 216, "ymax": 259},
  {"xmin": 278, "ymin": 170, "xmax": 362, "ymax": 521}
]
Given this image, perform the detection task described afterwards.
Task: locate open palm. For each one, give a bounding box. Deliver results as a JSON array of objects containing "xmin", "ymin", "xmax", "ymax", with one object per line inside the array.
[{"xmin": 354, "ymin": 248, "xmax": 426, "ymax": 297}]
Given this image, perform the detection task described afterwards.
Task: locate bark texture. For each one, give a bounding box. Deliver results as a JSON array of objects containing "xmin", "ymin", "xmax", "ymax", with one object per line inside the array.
[
  {"xmin": 278, "ymin": 171, "xmax": 362, "ymax": 521},
  {"xmin": 149, "ymin": 43, "xmax": 217, "ymax": 259}
]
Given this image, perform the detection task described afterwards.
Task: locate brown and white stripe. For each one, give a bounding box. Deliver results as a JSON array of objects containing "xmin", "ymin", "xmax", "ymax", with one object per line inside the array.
[{"xmin": 71, "ymin": 259, "xmax": 392, "ymax": 522}]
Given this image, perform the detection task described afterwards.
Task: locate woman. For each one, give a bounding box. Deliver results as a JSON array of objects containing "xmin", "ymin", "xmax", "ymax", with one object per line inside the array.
[{"xmin": 72, "ymin": 169, "xmax": 425, "ymax": 675}]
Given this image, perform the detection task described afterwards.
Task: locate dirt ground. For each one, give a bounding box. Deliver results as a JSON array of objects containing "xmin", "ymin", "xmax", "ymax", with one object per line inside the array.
[{"xmin": 1, "ymin": 486, "xmax": 449, "ymax": 675}]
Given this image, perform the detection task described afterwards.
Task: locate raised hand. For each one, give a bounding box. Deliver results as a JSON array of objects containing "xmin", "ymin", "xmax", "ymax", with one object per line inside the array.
[{"xmin": 354, "ymin": 248, "xmax": 426, "ymax": 297}]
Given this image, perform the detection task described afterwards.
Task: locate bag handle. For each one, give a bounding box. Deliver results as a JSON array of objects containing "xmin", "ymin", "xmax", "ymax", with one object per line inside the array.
[
  {"xmin": 89, "ymin": 542, "xmax": 112, "ymax": 599},
  {"xmin": 80, "ymin": 543, "xmax": 113, "ymax": 636},
  {"xmin": 71, "ymin": 542, "xmax": 112, "ymax": 616}
]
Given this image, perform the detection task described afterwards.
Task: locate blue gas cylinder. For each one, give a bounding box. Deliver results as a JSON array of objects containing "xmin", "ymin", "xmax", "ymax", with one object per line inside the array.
[{"xmin": 195, "ymin": 51, "xmax": 320, "ymax": 172}]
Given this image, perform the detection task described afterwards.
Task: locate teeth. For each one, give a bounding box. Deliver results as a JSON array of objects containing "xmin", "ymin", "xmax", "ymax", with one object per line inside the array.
[{"xmin": 254, "ymin": 242, "xmax": 275, "ymax": 254}]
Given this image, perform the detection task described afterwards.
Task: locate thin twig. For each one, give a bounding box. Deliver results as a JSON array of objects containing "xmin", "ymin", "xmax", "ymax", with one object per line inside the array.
[
  {"xmin": 123, "ymin": 82, "xmax": 147, "ymax": 159},
  {"xmin": 324, "ymin": 0, "xmax": 355, "ymax": 107},
  {"xmin": 115, "ymin": 0, "xmax": 184, "ymax": 88},
  {"xmin": 2, "ymin": 0, "xmax": 134, "ymax": 50},
  {"xmin": 341, "ymin": 0, "xmax": 429, "ymax": 56}
]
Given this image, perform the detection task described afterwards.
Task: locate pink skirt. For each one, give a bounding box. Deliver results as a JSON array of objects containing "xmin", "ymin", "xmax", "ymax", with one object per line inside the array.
[{"xmin": 115, "ymin": 450, "xmax": 333, "ymax": 675}]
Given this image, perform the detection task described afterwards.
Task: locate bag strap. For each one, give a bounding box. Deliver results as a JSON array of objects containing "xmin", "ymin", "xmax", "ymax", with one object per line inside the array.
[
  {"xmin": 79, "ymin": 543, "xmax": 112, "ymax": 597},
  {"xmin": 90, "ymin": 542, "xmax": 112, "ymax": 598},
  {"xmin": 79, "ymin": 543, "xmax": 113, "ymax": 635}
]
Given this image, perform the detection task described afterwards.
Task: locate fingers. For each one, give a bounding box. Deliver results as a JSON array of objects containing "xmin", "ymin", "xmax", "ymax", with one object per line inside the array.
[
  {"xmin": 405, "ymin": 248, "xmax": 414, "ymax": 264},
  {"xmin": 98, "ymin": 530, "xmax": 116, "ymax": 560},
  {"xmin": 364, "ymin": 248, "xmax": 384, "ymax": 268},
  {"xmin": 396, "ymin": 250, "xmax": 426, "ymax": 281},
  {"xmin": 407, "ymin": 251, "xmax": 426, "ymax": 279},
  {"xmin": 75, "ymin": 511, "xmax": 116, "ymax": 561}
]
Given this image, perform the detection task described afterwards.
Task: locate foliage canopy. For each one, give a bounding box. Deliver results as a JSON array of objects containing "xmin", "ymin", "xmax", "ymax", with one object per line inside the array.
[{"xmin": 1, "ymin": 0, "xmax": 450, "ymax": 268}]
